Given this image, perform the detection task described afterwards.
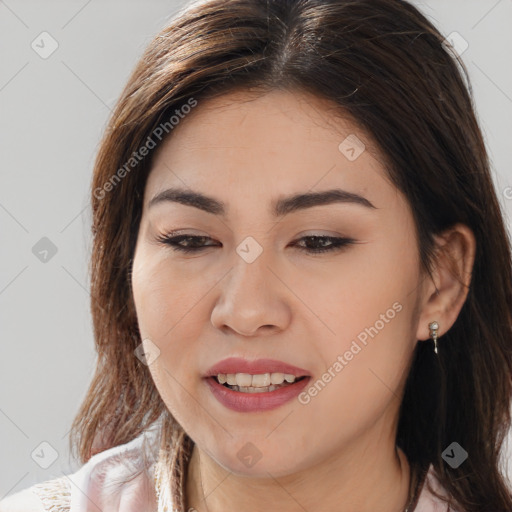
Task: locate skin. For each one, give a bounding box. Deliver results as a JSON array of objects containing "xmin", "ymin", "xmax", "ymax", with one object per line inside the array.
[{"xmin": 131, "ymin": 89, "xmax": 476, "ymax": 512}]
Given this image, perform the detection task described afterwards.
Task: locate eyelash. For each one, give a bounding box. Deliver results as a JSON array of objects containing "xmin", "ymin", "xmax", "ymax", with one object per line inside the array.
[{"xmin": 155, "ymin": 233, "xmax": 356, "ymax": 255}]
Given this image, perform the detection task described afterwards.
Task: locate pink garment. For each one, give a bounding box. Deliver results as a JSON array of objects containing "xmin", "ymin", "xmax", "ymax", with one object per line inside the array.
[
  {"xmin": 0, "ymin": 426, "xmax": 462, "ymax": 512},
  {"xmin": 414, "ymin": 466, "xmax": 462, "ymax": 512}
]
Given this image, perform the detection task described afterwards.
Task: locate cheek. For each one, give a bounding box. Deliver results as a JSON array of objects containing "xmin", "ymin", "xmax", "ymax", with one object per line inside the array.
[
  {"xmin": 131, "ymin": 249, "xmax": 208, "ymax": 342},
  {"xmin": 314, "ymin": 234, "xmax": 418, "ymax": 342},
  {"xmin": 131, "ymin": 254, "xmax": 211, "ymax": 426},
  {"xmin": 304, "ymin": 234, "xmax": 417, "ymax": 366},
  {"xmin": 299, "ymin": 240, "xmax": 419, "ymax": 428}
]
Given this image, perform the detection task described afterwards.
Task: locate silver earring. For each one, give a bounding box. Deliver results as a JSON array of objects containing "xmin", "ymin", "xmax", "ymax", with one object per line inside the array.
[{"xmin": 428, "ymin": 321, "xmax": 439, "ymax": 354}]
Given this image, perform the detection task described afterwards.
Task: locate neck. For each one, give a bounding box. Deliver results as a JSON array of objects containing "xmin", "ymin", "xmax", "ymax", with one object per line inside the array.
[{"xmin": 185, "ymin": 437, "xmax": 411, "ymax": 512}]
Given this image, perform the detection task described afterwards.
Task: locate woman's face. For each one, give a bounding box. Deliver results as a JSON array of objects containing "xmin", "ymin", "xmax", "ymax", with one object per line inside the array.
[{"xmin": 131, "ymin": 89, "xmax": 426, "ymax": 476}]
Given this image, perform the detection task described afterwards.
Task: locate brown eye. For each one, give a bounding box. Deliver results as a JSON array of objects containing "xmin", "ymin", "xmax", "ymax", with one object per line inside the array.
[
  {"xmin": 156, "ymin": 233, "xmax": 355, "ymax": 255},
  {"xmin": 155, "ymin": 234, "xmax": 219, "ymax": 253},
  {"xmin": 290, "ymin": 236, "xmax": 355, "ymax": 254}
]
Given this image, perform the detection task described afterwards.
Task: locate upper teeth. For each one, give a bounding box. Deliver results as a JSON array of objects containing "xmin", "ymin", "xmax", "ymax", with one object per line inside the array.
[{"xmin": 217, "ymin": 373, "xmax": 298, "ymax": 387}]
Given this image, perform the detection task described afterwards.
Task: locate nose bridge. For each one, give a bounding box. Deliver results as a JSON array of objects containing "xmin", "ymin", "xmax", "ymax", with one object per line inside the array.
[
  {"xmin": 230, "ymin": 235, "xmax": 273, "ymax": 301},
  {"xmin": 211, "ymin": 236, "xmax": 290, "ymax": 335}
]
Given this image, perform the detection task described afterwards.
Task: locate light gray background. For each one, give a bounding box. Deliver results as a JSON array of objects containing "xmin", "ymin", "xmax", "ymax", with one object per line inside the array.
[{"xmin": 1, "ymin": 0, "xmax": 511, "ymax": 498}]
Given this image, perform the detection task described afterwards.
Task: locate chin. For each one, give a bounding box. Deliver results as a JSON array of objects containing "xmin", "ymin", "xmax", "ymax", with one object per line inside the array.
[{"xmin": 211, "ymin": 445, "xmax": 308, "ymax": 478}]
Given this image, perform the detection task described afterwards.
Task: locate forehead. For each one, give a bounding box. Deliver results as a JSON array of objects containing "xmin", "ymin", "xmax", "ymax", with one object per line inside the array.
[{"xmin": 144, "ymin": 89, "xmax": 394, "ymax": 212}]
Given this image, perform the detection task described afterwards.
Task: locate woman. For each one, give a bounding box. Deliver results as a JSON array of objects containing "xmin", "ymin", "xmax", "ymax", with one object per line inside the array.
[{"xmin": 2, "ymin": 0, "xmax": 512, "ymax": 511}]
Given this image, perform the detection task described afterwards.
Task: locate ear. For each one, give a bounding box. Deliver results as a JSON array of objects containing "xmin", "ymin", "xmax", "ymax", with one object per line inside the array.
[{"xmin": 416, "ymin": 223, "xmax": 476, "ymax": 341}]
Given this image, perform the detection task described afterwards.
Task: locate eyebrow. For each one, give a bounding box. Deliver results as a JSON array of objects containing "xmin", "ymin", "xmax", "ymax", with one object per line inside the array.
[{"xmin": 148, "ymin": 186, "xmax": 377, "ymax": 217}]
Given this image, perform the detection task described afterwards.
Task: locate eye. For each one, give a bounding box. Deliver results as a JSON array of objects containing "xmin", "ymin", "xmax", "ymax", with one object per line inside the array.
[
  {"xmin": 155, "ymin": 233, "xmax": 219, "ymax": 253},
  {"xmin": 155, "ymin": 232, "xmax": 356, "ymax": 255},
  {"xmin": 290, "ymin": 235, "xmax": 356, "ymax": 254}
]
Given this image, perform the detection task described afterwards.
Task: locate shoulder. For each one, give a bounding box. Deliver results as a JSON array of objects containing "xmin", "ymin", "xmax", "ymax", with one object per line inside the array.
[
  {"xmin": 0, "ymin": 424, "xmax": 161, "ymax": 512},
  {"xmin": 73, "ymin": 427, "xmax": 159, "ymax": 512}
]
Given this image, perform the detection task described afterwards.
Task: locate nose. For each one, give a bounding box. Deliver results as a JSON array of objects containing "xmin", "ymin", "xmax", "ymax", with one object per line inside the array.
[{"xmin": 210, "ymin": 248, "xmax": 292, "ymax": 337}]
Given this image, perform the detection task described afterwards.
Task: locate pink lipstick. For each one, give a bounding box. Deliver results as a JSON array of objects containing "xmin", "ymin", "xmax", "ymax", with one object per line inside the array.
[{"xmin": 204, "ymin": 357, "xmax": 311, "ymax": 412}]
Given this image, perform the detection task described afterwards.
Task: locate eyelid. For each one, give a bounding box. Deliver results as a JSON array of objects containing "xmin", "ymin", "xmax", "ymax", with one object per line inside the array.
[
  {"xmin": 155, "ymin": 229, "xmax": 348, "ymax": 243},
  {"xmin": 295, "ymin": 230, "xmax": 347, "ymax": 238}
]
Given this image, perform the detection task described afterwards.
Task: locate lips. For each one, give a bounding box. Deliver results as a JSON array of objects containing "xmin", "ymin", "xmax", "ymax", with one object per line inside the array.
[
  {"xmin": 206, "ymin": 375, "xmax": 310, "ymax": 412},
  {"xmin": 204, "ymin": 357, "xmax": 311, "ymax": 378}
]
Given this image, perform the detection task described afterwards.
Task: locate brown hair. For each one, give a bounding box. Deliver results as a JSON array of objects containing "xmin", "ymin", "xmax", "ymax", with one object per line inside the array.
[{"xmin": 69, "ymin": 0, "xmax": 512, "ymax": 510}]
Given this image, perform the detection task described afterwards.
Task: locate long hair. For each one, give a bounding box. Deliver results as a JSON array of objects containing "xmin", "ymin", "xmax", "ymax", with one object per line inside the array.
[{"xmin": 69, "ymin": 1, "xmax": 512, "ymax": 510}]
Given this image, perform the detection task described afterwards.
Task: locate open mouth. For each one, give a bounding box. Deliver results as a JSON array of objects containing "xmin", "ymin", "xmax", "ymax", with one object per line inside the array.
[{"xmin": 212, "ymin": 375, "xmax": 308, "ymax": 393}]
